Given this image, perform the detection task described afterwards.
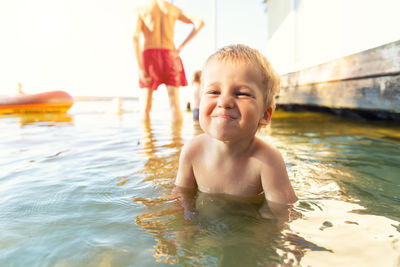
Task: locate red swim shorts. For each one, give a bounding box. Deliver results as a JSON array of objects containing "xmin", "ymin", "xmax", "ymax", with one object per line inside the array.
[{"xmin": 139, "ymin": 49, "xmax": 188, "ymax": 90}]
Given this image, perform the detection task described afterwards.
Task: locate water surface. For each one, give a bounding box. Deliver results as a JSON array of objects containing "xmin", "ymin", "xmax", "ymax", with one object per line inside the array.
[{"xmin": 0, "ymin": 100, "xmax": 399, "ymax": 266}]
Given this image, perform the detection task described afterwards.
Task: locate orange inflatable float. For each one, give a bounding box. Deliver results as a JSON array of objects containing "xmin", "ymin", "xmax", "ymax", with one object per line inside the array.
[{"xmin": 0, "ymin": 91, "xmax": 74, "ymax": 114}]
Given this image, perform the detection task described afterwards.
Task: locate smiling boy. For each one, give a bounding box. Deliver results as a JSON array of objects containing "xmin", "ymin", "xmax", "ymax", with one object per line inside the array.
[{"xmin": 175, "ymin": 44, "xmax": 296, "ymax": 208}]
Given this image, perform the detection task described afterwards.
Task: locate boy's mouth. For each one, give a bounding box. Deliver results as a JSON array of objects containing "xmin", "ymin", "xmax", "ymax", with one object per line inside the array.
[{"xmin": 213, "ymin": 113, "xmax": 236, "ymax": 120}]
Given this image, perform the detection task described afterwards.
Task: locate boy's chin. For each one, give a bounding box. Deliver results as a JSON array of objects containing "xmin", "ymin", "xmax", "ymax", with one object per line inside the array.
[
  {"xmin": 210, "ymin": 131, "xmax": 245, "ymax": 143},
  {"xmin": 204, "ymin": 124, "xmax": 257, "ymax": 143}
]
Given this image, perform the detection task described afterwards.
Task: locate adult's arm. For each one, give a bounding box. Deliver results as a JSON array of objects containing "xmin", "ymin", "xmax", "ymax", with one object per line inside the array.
[
  {"xmin": 176, "ymin": 12, "xmax": 204, "ymax": 53},
  {"xmin": 133, "ymin": 12, "xmax": 151, "ymax": 83}
]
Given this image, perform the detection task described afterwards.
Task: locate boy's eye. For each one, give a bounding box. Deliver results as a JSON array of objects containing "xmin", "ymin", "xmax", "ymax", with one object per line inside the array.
[
  {"xmin": 237, "ymin": 92, "xmax": 252, "ymax": 97},
  {"xmin": 206, "ymin": 90, "xmax": 220, "ymax": 95}
]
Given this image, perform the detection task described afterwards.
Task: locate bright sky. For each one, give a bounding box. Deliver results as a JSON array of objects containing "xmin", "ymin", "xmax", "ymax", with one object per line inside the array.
[{"xmin": 0, "ymin": 0, "xmax": 268, "ymax": 97}]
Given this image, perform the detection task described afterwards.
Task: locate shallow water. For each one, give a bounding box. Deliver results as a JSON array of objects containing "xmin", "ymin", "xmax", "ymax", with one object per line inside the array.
[{"xmin": 0, "ymin": 99, "xmax": 399, "ymax": 266}]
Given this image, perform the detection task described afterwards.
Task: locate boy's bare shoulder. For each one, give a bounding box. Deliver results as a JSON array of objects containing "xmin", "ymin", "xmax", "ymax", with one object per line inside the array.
[
  {"xmin": 253, "ymin": 136, "xmax": 283, "ymax": 162},
  {"xmin": 181, "ymin": 133, "xmax": 208, "ymax": 156}
]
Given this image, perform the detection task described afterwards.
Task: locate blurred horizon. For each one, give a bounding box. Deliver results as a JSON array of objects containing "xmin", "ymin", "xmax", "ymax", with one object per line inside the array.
[
  {"xmin": 0, "ymin": 0, "xmax": 268, "ymax": 99},
  {"xmin": 2, "ymin": 0, "xmax": 399, "ymax": 100}
]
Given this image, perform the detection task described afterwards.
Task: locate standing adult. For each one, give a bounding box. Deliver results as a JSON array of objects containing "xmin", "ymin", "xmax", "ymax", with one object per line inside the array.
[{"xmin": 133, "ymin": 0, "xmax": 204, "ymax": 123}]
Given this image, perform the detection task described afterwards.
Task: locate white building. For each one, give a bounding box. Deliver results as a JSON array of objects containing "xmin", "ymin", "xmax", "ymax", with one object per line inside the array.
[{"xmin": 265, "ymin": 0, "xmax": 400, "ymax": 74}]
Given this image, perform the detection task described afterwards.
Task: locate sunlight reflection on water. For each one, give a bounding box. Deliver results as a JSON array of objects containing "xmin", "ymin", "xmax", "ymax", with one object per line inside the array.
[{"xmin": 0, "ymin": 100, "xmax": 399, "ymax": 266}]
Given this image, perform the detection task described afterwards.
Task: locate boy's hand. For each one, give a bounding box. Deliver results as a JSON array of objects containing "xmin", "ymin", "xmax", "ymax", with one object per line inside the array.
[{"xmin": 184, "ymin": 210, "xmax": 198, "ymax": 220}]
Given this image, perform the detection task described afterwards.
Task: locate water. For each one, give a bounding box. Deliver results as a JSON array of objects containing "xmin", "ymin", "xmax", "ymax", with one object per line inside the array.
[{"xmin": 0, "ymin": 99, "xmax": 399, "ymax": 266}]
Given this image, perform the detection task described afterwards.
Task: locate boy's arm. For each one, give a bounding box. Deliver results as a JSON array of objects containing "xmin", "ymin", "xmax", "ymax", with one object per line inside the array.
[
  {"xmin": 260, "ymin": 147, "xmax": 297, "ymax": 222},
  {"xmin": 173, "ymin": 142, "xmax": 198, "ymax": 219},
  {"xmin": 261, "ymin": 149, "xmax": 296, "ymax": 204},
  {"xmin": 171, "ymin": 185, "xmax": 198, "ymax": 220},
  {"xmin": 175, "ymin": 142, "xmax": 197, "ymax": 189},
  {"xmin": 176, "ymin": 11, "xmax": 204, "ymax": 53},
  {"xmin": 260, "ymin": 150, "xmax": 297, "ymax": 223}
]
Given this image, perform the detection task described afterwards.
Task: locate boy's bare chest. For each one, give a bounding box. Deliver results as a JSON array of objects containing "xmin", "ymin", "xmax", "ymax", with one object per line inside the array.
[{"xmin": 192, "ymin": 157, "xmax": 263, "ymax": 196}]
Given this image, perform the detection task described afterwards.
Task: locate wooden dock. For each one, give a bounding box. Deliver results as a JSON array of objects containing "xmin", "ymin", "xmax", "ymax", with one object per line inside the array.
[{"xmin": 277, "ymin": 40, "xmax": 400, "ymax": 119}]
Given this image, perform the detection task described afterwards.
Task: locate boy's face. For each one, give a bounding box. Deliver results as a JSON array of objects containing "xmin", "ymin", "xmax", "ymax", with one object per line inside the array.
[{"xmin": 199, "ymin": 58, "xmax": 270, "ymax": 142}]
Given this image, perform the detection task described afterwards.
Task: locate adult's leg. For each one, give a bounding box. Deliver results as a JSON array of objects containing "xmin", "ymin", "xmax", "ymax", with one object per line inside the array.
[
  {"xmin": 166, "ymin": 85, "xmax": 183, "ymax": 124},
  {"xmin": 139, "ymin": 88, "xmax": 153, "ymax": 122}
]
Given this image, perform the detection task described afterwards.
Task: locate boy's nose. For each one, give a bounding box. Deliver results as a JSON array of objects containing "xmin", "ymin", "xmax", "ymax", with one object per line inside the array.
[{"xmin": 217, "ymin": 94, "xmax": 234, "ymax": 108}]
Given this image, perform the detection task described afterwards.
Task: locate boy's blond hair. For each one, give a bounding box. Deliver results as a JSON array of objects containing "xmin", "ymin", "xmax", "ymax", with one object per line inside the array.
[{"xmin": 203, "ymin": 44, "xmax": 280, "ymax": 111}]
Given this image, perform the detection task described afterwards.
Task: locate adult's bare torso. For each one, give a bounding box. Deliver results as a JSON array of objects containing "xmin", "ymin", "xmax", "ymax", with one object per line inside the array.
[{"xmin": 137, "ymin": 0, "xmax": 181, "ymax": 50}]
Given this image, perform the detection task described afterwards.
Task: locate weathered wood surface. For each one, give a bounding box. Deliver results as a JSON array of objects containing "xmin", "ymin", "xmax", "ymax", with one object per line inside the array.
[{"xmin": 278, "ymin": 40, "xmax": 400, "ymax": 112}]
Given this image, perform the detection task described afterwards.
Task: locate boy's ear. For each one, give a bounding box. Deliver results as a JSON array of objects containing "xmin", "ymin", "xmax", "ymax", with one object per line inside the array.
[{"xmin": 259, "ymin": 108, "xmax": 272, "ymax": 126}]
